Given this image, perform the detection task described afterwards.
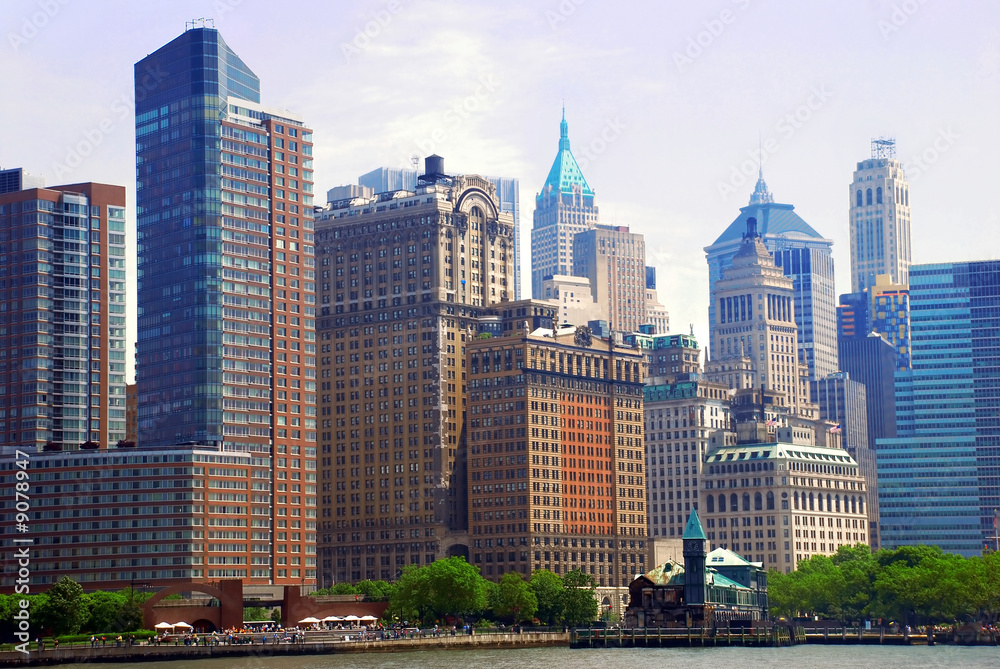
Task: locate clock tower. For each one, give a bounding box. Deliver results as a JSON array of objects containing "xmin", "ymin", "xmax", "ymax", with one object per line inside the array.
[{"xmin": 682, "ymin": 509, "xmax": 707, "ymax": 606}]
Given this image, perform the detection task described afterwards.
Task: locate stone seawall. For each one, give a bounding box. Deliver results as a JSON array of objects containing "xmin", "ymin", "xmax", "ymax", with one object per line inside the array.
[{"xmin": 0, "ymin": 632, "xmax": 570, "ymax": 667}]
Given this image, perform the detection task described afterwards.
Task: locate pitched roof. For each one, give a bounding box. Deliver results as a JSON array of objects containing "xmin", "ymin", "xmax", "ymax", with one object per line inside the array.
[
  {"xmin": 682, "ymin": 509, "xmax": 707, "ymax": 540},
  {"xmin": 540, "ymin": 110, "xmax": 594, "ymax": 198},
  {"xmin": 710, "ymin": 202, "xmax": 824, "ymax": 247}
]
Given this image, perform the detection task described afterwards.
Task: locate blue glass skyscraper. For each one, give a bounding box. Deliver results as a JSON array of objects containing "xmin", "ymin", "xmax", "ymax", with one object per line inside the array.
[{"xmin": 877, "ymin": 261, "xmax": 1000, "ymax": 555}]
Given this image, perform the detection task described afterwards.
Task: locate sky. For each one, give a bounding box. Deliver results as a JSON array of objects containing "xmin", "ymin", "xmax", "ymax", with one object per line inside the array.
[{"xmin": 4, "ymin": 0, "xmax": 1000, "ymax": 381}]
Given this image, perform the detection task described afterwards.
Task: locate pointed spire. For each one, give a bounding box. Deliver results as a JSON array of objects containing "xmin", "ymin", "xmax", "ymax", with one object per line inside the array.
[
  {"xmin": 559, "ymin": 105, "xmax": 570, "ymax": 150},
  {"xmin": 749, "ymin": 134, "xmax": 774, "ymax": 205},
  {"xmin": 682, "ymin": 509, "xmax": 707, "ymax": 540}
]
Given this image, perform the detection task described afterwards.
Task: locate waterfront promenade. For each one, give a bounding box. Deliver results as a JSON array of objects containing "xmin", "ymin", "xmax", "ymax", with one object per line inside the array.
[{"xmin": 0, "ymin": 631, "xmax": 569, "ymax": 667}]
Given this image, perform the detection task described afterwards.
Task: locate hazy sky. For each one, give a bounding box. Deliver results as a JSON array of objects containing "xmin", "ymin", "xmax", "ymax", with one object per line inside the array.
[{"xmin": 4, "ymin": 0, "xmax": 999, "ymax": 380}]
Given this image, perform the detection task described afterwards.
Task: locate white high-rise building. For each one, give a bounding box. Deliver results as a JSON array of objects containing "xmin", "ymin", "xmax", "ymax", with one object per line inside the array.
[{"xmin": 849, "ymin": 139, "xmax": 912, "ymax": 294}]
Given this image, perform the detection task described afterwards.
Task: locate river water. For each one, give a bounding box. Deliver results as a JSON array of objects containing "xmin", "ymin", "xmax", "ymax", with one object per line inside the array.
[{"xmin": 75, "ymin": 645, "xmax": 998, "ymax": 669}]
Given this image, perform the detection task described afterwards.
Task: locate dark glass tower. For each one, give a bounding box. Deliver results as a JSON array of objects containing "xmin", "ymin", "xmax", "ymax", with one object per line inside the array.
[
  {"xmin": 135, "ymin": 27, "xmax": 317, "ymax": 585},
  {"xmin": 135, "ymin": 28, "xmax": 260, "ymax": 447}
]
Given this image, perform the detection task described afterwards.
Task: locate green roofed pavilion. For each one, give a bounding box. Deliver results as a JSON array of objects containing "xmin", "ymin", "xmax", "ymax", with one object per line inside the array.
[{"xmin": 539, "ymin": 108, "xmax": 594, "ymax": 199}]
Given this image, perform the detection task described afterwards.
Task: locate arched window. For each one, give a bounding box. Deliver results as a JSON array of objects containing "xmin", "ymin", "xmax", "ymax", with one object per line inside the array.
[
  {"xmin": 718, "ymin": 494, "xmax": 727, "ymax": 513},
  {"xmin": 851, "ymin": 496, "xmax": 857, "ymax": 514},
  {"xmin": 809, "ymin": 492, "xmax": 815, "ymax": 511},
  {"xmin": 859, "ymin": 497, "xmax": 865, "ymax": 514},
  {"xmin": 866, "ymin": 188, "xmax": 873, "ymax": 205},
  {"xmin": 876, "ymin": 186, "xmax": 883, "ymax": 204},
  {"xmin": 754, "ymin": 492, "xmax": 763, "ymax": 511},
  {"xmin": 835, "ymin": 495, "xmax": 841, "ymax": 513},
  {"xmin": 827, "ymin": 494, "xmax": 833, "ymax": 512},
  {"xmin": 730, "ymin": 493, "xmax": 738, "ymax": 511},
  {"xmin": 707, "ymin": 495, "xmax": 715, "ymax": 513},
  {"xmin": 817, "ymin": 494, "xmax": 823, "ymax": 512},
  {"xmin": 742, "ymin": 493, "xmax": 751, "ymax": 511},
  {"xmin": 766, "ymin": 491, "xmax": 775, "ymax": 511},
  {"xmin": 856, "ymin": 189, "xmax": 862, "ymax": 207},
  {"xmin": 793, "ymin": 491, "xmax": 800, "ymax": 510}
]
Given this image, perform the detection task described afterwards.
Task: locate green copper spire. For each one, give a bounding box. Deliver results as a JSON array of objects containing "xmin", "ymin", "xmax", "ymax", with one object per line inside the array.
[
  {"xmin": 682, "ymin": 509, "xmax": 707, "ymax": 540},
  {"xmin": 540, "ymin": 109, "xmax": 594, "ymax": 198}
]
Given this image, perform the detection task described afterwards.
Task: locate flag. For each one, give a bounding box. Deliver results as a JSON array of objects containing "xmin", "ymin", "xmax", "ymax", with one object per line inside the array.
[
  {"xmin": 765, "ymin": 419, "xmax": 777, "ymax": 427},
  {"xmin": 829, "ymin": 424, "xmax": 841, "ymax": 434}
]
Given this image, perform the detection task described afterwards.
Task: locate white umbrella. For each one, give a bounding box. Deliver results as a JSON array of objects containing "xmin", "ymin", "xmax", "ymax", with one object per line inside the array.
[
  {"xmin": 344, "ymin": 615, "xmax": 360, "ymax": 621},
  {"xmin": 298, "ymin": 616, "xmax": 321, "ymax": 624},
  {"xmin": 173, "ymin": 621, "xmax": 193, "ymax": 629},
  {"xmin": 154, "ymin": 622, "xmax": 174, "ymax": 629},
  {"xmin": 360, "ymin": 615, "xmax": 377, "ymax": 621},
  {"xmin": 322, "ymin": 615, "xmax": 342, "ymax": 622}
]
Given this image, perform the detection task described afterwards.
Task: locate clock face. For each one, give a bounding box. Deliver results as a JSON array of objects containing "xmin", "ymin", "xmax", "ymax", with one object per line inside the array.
[
  {"xmin": 574, "ymin": 327, "xmax": 592, "ymax": 348},
  {"xmin": 684, "ymin": 540, "xmax": 704, "ymax": 553}
]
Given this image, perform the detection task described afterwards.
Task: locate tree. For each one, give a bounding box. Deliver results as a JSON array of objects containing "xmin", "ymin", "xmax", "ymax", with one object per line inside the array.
[
  {"xmin": 489, "ymin": 572, "xmax": 538, "ymax": 623},
  {"xmin": 560, "ymin": 570, "xmax": 598, "ymax": 627},
  {"xmin": 529, "ymin": 570, "xmax": 564, "ymax": 625},
  {"xmin": 355, "ymin": 579, "xmax": 393, "ymax": 602},
  {"xmin": 85, "ymin": 591, "xmax": 127, "ymax": 633},
  {"xmin": 390, "ymin": 557, "xmax": 489, "ymax": 623},
  {"xmin": 244, "ymin": 606, "xmax": 271, "ymax": 621},
  {"xmin": 39, "ymin": 577, "xmax": 86, "ymax": 635}
]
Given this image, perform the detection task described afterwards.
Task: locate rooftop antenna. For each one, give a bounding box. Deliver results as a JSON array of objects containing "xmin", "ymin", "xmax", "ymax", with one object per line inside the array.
[
  {"xmin": 185, "ymin": 18, "xmax": 215, "ymax": 31},
  {"xmin": 871, "ymin": 137, "xmax": 896, "ymax": 159}
]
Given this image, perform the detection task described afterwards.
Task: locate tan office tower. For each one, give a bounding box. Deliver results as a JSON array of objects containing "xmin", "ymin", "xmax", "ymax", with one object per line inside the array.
[
  {"xmin": 467, "ymin": 324, "xmax": 647, "ymax": 586},
  {"xmin": 849, "ymin": 138, "xmax": 912, "ymax": 294},
  {"xmin": 706, "ymin": 217, "xmax": 808, "ymax": 415},
  {"xmin": 314, "ymin": 157, "xmax": 516, "ymax": 585},
  {"xmin": 572, "ymin": 225, "xmax": 647, "ymax": 336}
]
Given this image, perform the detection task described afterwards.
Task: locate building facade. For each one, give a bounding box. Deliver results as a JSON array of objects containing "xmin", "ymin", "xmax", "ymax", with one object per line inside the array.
[
  {"xmin": 877, "ymin": 261, "xmax": 1000, "ymax": 556},
  {"xmin": 530, "ymin": 111, "xmax": 599, "ymax": 299},
  {"xmin": 0, "ymin": 178, "xmax": 128, "ymax": 452},
  {"xmin": 314, "ymin": 159, "xmax": 516, "ymax": 585},
  {"xmin": 358, "ymin": 167, "xmax": 521, "ymax": 300},
  {"xmin": 702, "ymin": 439, "xmax": 869, "ymax": 573},
  {"xmin": 812, "ymin": 372, "xmax": 877, "ymax": 548},
  {"xmin": 465, "ymin": 325, "xmax": 647, "ymax": 586},
  {"xmin": 707, "ymin": 217, "xmax": 809, "ymax": 415},
  {"xmin": 134, "ymin": 27, "xmax": 316, "ymax": 585},
  {"xmin": 0, "ymin": 445, "xmax": 272, "ymax": 589},
  {"xmin": 870, "ymin": 273, "xmax": 911, "ymax": 371},
  {"xmin": 705, "ymin": 174, "xmax": 837, "ymax": 382},
  {"xmin": 572, "ymin": 225, "xmax": 648, "ymax": 335},
  {"xmin": 849, "ymin": 140, "xmax": 912, "ymax": 294}
]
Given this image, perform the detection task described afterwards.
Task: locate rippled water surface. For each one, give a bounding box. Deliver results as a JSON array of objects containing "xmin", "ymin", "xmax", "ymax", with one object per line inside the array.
[{"xmin": 77, "ymin": 645, "xmax": 999, "ymax": 669}]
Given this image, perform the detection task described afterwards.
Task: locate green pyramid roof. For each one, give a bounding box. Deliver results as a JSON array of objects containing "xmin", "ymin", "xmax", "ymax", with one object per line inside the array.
[
  {"xmin": 682, "ymin": 509, "xmax": 707, "ymax": 540},
  {"xmin": 540, "ymin": 110, "xmax": 594, "ymax": 198}
]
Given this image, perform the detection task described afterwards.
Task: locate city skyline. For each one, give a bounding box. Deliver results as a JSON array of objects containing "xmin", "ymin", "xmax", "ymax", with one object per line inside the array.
[{"xmin": 4, "ymin": 0, "xmax": 1000, "ymax": 382}]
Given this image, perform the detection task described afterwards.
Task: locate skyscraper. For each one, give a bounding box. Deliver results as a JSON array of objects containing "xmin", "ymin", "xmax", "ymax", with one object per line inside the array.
[
  {"xmin": 314, "ymin": 157, "xmax": 516, "ymax": 585},
  {"xmin": 358, "ymin": 167, "xmax": 521, "ymax": 300},
  {"xmin": 877, "ymin": 261, "xmax": 1000, "ymax": 556},
  {"xmin": 849, "ymin": 139, "xmax": 912, "ymax": 294},
  {"xmin": 530, "ymin": 111, "xmax": 599, "ymax": 298},
  {"xmin": 134, "ymin": 26, "xmax": 316, "ymax": 585},
  {"xmin": 707, "ymin": 217, "xmax": 808, "ymax": 415},
  {"xmin": 705, "ymin": 173, "xmax": 837, "ymax": 382},
  {"xmin": 0, "ymin": 176, "xmax": 127, "ymax": 451},
  {"xmin": 572, "ymin": 225, "xmax": 648, "ymax": 335},
  {"xmin": 466, "ymin": 324, "xmax": 648, "ymax": 586},
  {"xmin": 869, "ymin": 274, "xmax": 911, "ymax": 371}
]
